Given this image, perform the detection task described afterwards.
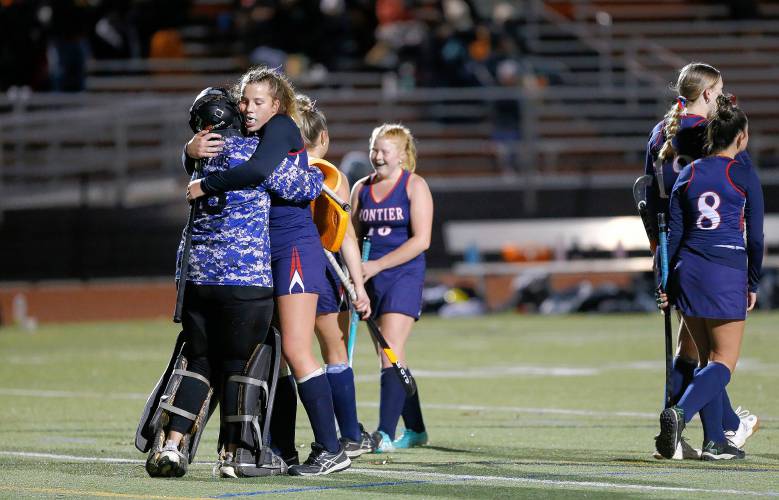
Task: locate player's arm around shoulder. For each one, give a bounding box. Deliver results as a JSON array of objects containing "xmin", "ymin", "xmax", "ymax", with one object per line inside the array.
[{"xmin": 407, "ymin": 173, "xmax": 433, "ymax": 250}]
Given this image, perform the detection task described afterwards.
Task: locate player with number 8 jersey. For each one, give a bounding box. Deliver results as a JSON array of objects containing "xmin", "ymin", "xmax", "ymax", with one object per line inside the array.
[
  {"xmin": 667, "ymin": 104, "xmax": 764, "ymax": 320},
  {"xmin": 656, "ymin": 94, "xmax": 764, "ymax": 461}
]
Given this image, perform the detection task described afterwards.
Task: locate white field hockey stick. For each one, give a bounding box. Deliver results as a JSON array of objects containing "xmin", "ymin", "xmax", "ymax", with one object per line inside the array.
[{"xmin": 321, "ymin": 184, "xmax": 351, "ymax": 212}]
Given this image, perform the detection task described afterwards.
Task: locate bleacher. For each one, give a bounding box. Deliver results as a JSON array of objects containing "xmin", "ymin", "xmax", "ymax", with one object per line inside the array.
[{"xmin": 3, "ymin": 0, "xmax": 779, "ymax": 215}]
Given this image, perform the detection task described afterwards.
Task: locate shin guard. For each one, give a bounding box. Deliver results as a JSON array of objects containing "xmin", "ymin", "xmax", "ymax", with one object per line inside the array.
[
  {"xmin": 221, "ymin": 327, "xmax": 286, "ymax": 477},
  {"xmin": 135, "ymin": 332, "xmax": 214, "ymax": 476}
]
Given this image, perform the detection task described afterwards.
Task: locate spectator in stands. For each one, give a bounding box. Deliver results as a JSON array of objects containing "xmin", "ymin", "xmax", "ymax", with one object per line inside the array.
[
  {"xmin": 45, "ymin": 0, "xmax": 96, "ymax": 91},
  {"xmin": 0, "ymin": 1, "xmax": 48, "ymax": 91},
  {"xmin": 490, "ymin": 58, "xmax": 522, "ymax": 174},
  {"xmin": 91, "ymin": 1, "xmax": 140, "ymax": 59}
]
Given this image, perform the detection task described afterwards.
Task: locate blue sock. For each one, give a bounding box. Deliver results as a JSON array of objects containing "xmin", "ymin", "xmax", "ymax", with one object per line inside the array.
[
  {"xmin": 700, "ymin": 390, "xmax": 726, "ymax": 443},
  {"xmin": 326, "ymin": 364, "xmax": 361, "ymax": 441},
  {"xmin": 297, "ymin": 372, "xmax": 340, "ymax": 453},
  {"xmin": 269, "ymin": 374, "xmax": 297, "ymax": 459},
  {"xmin": 378, "ymin": 367, "xmax": 406, "ymax": 440},
  {"xmin": 401, "ymin": 370, "xmax": 426, "ymax": 433},
  {"xmin": 721, "ymin": 389, "xmax": 740, "ymax": 432},
  {"xmin": 678, "ymin": 362, "xmax": 731, "ymax": 424},
  {"xmin": 671, "ymin": 357, "xmax": 697, "ymax": 405}
]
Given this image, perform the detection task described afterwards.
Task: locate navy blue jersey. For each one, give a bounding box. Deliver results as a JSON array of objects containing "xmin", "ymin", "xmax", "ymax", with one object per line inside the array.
[
  {"xmin": 645, "ymin": 114, "xmax": 754, "ymax": 231},
  {"xmin": 668, "ymin": 155, "xmax": 764, "ymax": 291},
  {"xmin": 357, "ymin": 170, "xmax": 423, "ymax": 269},
  {"xmin": 268, "ymin": 149, "xmax": 323, "ymax": 254}
]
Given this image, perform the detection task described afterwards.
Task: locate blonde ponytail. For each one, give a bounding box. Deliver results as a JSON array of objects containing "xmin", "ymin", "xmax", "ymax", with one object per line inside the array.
[
  {"xmin": 657, "ymin": 99, "xmax": 685, "ymax": 162},
  {"xmin": 295, "ymin": 94, "xmax": 327, "ymax": 148}
]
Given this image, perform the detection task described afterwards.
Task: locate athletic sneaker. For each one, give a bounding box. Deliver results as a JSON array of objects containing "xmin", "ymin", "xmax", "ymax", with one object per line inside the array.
[
  {"xmin": 392, "ymin": 429, "xmax": 428, "ymax": 449},
  {"xmin": 288, "ymin": 443, "xmax": 351, "ymax": 476},
  {"xmin": 340, "ymin": 424, "xmax": 376, "ymax": 458},
  {"xmin": 725, "ymin": 406, "xmax": 760, "ymax": 449},
  {"xmin": 652, "ymin": 437, "xmax": 701, "ymax": 460},
  {"xmin": 701, "ymin": 440, "xmax": 745, "ymax": 461},
  {"xmin": 656, "ymin": 406, "xmax": 685, "ymax": 459},
  {"xmin": 371, "ymin": 430, "xmax": 396, "ymax": 453},
  {"xmin": 217, "ymin": 452, "xmax": 237, "ymax": 478},
  {"xmin": 156, "ymin": 442, "xmax": 188, "ymax": 478}
]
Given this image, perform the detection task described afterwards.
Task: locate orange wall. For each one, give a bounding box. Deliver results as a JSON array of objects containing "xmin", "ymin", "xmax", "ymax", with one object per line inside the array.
[{"xmin": 0, "ymin": 281, "xmax": 176, "ymax": 325}]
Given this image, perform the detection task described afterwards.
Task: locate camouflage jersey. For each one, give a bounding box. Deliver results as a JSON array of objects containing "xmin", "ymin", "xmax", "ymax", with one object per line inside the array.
[{"xmin": 176, "ymin": 134, "xmax": 323, "ymax": 287}]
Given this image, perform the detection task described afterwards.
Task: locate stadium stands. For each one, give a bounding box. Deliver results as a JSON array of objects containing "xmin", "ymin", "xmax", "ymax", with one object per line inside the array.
[{"xmin": 3, "ymin": 0, "xmax": 779, "ymax": 279}]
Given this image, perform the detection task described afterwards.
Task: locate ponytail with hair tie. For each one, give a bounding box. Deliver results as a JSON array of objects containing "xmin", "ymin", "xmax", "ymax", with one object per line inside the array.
[
  {"xmin": 705, "ymin": 94, "xmax": 747, "ymax": 155},
  {"xmin": 676, "ymin": 96, "xmax": 687, "ymax": 109}
]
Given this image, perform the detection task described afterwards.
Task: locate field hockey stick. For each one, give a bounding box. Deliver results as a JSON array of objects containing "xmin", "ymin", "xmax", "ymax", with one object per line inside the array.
[
  {"xmin": 346, "ymin": 237, "xmax": 371, "ymax": 366},
  {"xmin": 632, "ymin": 175, "xmax": 656, "ymax": 245},
  {"xmin": 173, "ymin": 164, "xmax": 200, "ymax": 323},
  {"xmin": 324, "ymin": 247, "xmax": 417, "ymax": 396},
  {"xmin": 321, "ymin": 184, "xmax": 351, "ymax": 212},
  {"xmin": 657, "ymin": 213, "xmax": 673, "ymax": 409}
]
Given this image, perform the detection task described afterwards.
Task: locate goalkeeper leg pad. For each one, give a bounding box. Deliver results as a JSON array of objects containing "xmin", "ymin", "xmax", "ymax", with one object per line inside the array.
[{"xmin": 221, "ymin": 328, "xmax": 286, "ymax": 477}]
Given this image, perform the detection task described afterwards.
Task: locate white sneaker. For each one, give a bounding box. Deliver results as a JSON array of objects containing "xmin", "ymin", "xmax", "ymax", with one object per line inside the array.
[
  {"xmin": 157, "ymin": 442, "xmax": 188, "ymax": 477},
  {"xmin": 653, "ymin": 437, "xmax": 701, "ymax": 460},
  {"xmin": 725, "ymin": 406, "xmax": 760, "ymax": 449},
  {"xmin": 214, "ymin": 452, "xmax": 238, "ymax": 478}
]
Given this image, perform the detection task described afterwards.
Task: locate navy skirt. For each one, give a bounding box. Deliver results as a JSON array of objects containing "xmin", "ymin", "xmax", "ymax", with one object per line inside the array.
[{"xmin": 671, "ymin": 250, "xmax": 748, "ymax": 320}]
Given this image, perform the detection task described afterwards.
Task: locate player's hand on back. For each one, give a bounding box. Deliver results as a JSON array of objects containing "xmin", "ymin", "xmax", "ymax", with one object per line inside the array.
[{"xmin": 186, "ymin": 130, "xmax": 224, "ymax": 159}]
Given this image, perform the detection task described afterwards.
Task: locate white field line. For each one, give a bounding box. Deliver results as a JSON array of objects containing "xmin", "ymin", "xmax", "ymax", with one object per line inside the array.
[
  {"xmin": 0, "ymin": 451, "xmax": 776, "ymax": 497},
  {"xmin": 355, "ymin": 401, "xmax": 658, "ymax": 419},
  {"xmin": 1, "ymin": 387, "xmax": 776, "ymax": 421},
  {"xmin": 0, "ymin": 388, "xmax": 148, "ymax": 399},
  {"xmin": 349, "ymin": 468, "xmax": 779, "ymax": 497}
]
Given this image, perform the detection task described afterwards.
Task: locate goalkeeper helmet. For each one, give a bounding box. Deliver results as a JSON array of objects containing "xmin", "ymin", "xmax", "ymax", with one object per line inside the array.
[{"xmin": 188, "ymin": 87, "xmax": 241, "ymax": 133}]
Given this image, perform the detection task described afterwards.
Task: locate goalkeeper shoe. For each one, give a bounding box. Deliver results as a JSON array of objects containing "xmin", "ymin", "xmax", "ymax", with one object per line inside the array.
[{"xmin": 156, "ymin": 441, "xmax": 188, "ymax": 478}]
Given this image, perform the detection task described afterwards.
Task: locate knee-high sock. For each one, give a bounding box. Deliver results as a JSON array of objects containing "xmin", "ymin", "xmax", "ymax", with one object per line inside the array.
[
  {"xmin": 269, "ymin": 374, "xmax": 297, "ymax": 459},
  {"xmin": 378, "ymin": 367, "xmax": 406, "ymax": 440},
  {"xmin": 700, "ymin": 389, "xmax": 726, "ymax": 444},
  {"xmin": 297, "ymin": 371, "xmax": 340, "ymax": 453},
  {"xmin": 168, "ymin": 356, "xmax": 211, "ymax": 435},
  {"xmin": 670, "ymin": 356, "xmax": 697, "ymax": 406},
  {"xmin": 678, "ymin": 362, "xmax": 731, "ymax": 424},
  {"xmin": 721, "ymin": 389, "xmax": 741, "ymax": 432},
  {"xmin": 221, "ymin": 359, "xmax": 246, "ymax": 446},
  {"xmin": 326, "ymin": 364, "xmax": 360, "ymax": 441},
  {"xmin": 401, "ymin": 370, "xmax": 425, "ymax": 433}
]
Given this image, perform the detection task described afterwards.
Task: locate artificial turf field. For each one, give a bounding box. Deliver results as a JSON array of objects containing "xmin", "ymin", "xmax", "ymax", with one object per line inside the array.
[{"xmin": 0, "ymin": 312, "xmax": 777, "ymax": 499}]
